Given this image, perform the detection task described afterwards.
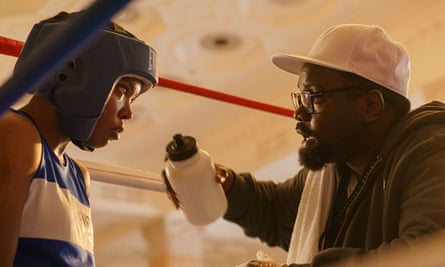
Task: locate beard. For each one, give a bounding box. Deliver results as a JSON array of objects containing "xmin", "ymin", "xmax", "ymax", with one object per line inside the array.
[
  {"xmin": 296, "ymin": 122, "xmax": 333, "ymax": 171},
  {"xmin": 298, "ymin": 137, "xmax": 331, "ymax": 171}
]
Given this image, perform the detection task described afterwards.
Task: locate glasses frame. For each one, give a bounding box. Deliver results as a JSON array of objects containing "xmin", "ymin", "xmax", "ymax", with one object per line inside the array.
[{"xmin": 291, "ymin": 85, "xmax": 362, "ymax": 114}]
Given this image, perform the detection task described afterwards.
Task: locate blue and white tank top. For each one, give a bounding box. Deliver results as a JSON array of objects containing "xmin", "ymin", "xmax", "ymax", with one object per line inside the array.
[{"xmin": 12, "ymin": 110, "xmax": 94, "ymax": 267}]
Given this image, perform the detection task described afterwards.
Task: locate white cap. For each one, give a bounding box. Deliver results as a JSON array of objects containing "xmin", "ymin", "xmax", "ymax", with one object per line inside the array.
[{"xmin": 272, "ymin": 24, "xmax": 410, "ymax": 98}]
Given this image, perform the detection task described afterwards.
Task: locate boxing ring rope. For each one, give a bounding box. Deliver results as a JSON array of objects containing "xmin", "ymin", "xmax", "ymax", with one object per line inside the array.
[
  {"xmin": 0, "ymin": 36, "xmax": 294, "ymax": 118},
  {"xmin": 0, "ymin": 36, "xmax": 22, "ymax": 57},
  {"xmin": 0, "ymin": 0, "xmax": 133, "ymax": 116},
  {"xmin": 81, "ymin": 160, "xmax": 165, "ymax": 192},
  {"xmin": 158, "ymin": 77, "xmax": 294, "ymax": 118}
]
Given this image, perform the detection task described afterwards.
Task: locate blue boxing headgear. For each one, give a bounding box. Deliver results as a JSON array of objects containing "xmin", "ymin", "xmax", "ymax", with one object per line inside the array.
[{"xmin": 14, "ymin": 11, "xmax": 158, "ymax": 151}]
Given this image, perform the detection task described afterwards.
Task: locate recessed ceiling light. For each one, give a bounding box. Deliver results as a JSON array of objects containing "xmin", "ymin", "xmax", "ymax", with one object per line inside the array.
[{"xmin": 200, "ymin": 32, "xmax": 242, "ymax": 51}]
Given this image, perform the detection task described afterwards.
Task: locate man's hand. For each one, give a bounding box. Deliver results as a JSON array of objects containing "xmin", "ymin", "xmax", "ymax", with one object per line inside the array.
[
  {"xmin": 162, "ymin": 169, "xmax": 180, "ymax": 209},
  {"xmin": 215, "ymin": 163, "xmax": 235, "ymax": 193},
  {"xmin": 236, "ymin": 250, "xmax": 288, "ymax": 267},
  {"xmin": 244, "ymin": 260, "xmax": 287, "ymax": 267}
]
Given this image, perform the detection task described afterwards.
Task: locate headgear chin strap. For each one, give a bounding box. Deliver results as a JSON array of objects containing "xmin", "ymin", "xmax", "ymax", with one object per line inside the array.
[{"xmin": 14, "ymin": 11, "xmax": 158, "ymax": 151}]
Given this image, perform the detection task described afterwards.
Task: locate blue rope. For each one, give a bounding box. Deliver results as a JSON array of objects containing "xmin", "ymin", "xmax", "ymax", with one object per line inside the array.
[{"xmin": 0, "ymin": 0, "xmax": 132, "ymax": 115}]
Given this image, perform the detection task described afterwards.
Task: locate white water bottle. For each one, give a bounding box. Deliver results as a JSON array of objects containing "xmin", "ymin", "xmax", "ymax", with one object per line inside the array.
[{"xmin": 164, "ymin": 133, "xmax": 228, "ymax": 225}]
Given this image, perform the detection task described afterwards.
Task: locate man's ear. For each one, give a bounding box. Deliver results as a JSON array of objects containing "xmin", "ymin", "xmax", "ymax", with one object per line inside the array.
[{"xmin": 363, "ymin": 89, "xmax": 384, "ymax": 122}]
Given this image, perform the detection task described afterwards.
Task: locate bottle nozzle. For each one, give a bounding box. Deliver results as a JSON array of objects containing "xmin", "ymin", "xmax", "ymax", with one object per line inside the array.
[
  {"xmin": 166, "ymin": 133, "xmax": 198, "ymax": 161},
  {"xmin": 173, "ymin": 134, "xmax": 185, "ymax": 148}
]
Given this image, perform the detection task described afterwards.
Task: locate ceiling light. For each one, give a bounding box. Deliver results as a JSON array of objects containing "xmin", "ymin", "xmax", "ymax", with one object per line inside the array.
[{"xmin": 200, "ymin": 32, "xmax": 242, "ymax": 51}]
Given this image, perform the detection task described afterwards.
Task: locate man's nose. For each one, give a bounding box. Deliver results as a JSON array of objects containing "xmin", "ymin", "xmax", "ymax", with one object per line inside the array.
[{"xmin": 294, "ymin": 105, "xmax": 310, "ymax": 122}]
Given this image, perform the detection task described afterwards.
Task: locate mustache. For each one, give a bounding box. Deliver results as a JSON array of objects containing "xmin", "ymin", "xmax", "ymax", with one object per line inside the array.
[{"xmin": 295, "ymin": 122, "xmax": 314, "ymax": 138}]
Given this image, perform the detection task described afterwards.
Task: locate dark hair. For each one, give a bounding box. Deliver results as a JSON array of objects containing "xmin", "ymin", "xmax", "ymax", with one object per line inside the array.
[{"xmin": 342, "ymin": 72, "xmax": 411, "ymax": 119}]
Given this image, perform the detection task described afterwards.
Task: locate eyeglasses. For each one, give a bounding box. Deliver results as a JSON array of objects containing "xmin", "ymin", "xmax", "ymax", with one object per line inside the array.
[{"xmin": 291, "ymin": 85, "xmax": 361, "ymax": 114}]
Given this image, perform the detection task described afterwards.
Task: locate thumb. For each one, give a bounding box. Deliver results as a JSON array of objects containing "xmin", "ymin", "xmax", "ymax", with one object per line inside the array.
[{"xmin": 161, "ymin": 169, "xmax": 180, "ymax": 209}]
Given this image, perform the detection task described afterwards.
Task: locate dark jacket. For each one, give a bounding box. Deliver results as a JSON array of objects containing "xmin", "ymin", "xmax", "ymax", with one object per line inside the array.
[{"xmin": 224, "ymin": 101, "xmax": 445, "ymax": 266}]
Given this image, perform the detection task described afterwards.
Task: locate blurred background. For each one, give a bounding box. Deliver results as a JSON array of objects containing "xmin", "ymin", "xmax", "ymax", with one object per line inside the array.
[{"xmin": 1, "ymin": 0, "xmax": 445, "ymax": 266}]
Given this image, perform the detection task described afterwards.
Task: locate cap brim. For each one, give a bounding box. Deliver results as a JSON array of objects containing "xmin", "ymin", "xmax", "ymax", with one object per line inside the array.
[
  {"xmin": 271, "ymin": 53, "xmax": 352, "ymax": 75},
  {"xmin": 271, "ymin": 53, "xmax": 410, "ymax": 104}
]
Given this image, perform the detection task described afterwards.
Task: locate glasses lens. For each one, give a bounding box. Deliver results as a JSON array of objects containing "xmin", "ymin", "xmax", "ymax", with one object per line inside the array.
[
  {"xmin": 300, "ymin": 92, "xmax": 313, "ymax": 113},
  {"xmin": 291, "ymin": 93, "xmax": 298, "ymax": 110}
]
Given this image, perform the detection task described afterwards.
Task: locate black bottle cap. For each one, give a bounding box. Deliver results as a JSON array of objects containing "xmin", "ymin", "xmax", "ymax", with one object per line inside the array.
[{"xmin": 166, "ymin": 134, "xmax": 198, "ymax": 161}]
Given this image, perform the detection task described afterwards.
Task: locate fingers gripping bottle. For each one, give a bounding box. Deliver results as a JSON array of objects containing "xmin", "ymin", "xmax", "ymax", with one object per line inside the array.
[{"xmin": 164, "ymin": 134, "xmax": 228, "ymax": 225}]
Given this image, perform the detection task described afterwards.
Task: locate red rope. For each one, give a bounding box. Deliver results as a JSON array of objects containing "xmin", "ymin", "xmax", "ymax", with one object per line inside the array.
[
  {"xmin": 0, "ymin": 35, "xmax": 294, "ymax": 118},
  {"xmin": 0, "ymin": 36, "xmax": 24, "ymax": 57},
  {"xmin": 158, "ymin": 77, "xmax": 293, "ymax": 117}
]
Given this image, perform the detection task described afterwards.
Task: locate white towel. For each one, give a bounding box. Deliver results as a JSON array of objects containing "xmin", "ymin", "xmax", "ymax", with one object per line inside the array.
[{"xmin": 286, "ymin": 164, "xmax": 336, "ymax": 265}]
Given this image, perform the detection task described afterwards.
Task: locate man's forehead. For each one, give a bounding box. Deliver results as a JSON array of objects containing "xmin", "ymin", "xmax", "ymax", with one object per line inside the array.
[
  {"xmin": 297, "ymin": 71, "xmax": 308, "ymax": 90},
  {"xmin": 297, "ymin": 68, "xmax": 317, "ymax": 90},
  {"xmin": 298, "ymin": 65, "xmax": 323, "ymax": 86},
  {"xmin": 298, "ymin": 64, "xmax": 348, "ymax": 89}
]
